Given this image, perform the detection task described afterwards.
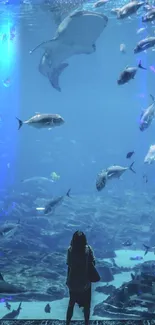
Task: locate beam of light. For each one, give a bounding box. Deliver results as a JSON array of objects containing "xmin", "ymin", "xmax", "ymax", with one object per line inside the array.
[
  {"xmin": 0, "ymin": 17, "xmax": 16, "ymax": 78},
  {"xmin": 0, "ymin": 10, "xmax": 18, "ymax": 191},
  {"xmin": 137, "ymin": 15, "xmax": 148, "ymax": 126}
]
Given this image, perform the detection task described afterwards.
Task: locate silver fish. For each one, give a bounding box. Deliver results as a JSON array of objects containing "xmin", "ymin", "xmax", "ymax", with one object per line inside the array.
[
  {"xmin": 142, "ymin": 8, "xmax": 155, "ymax": 22},
  {"xmin": 111, "ymin": 1, "xmax": 144, "ymax": 19},
  {"xmin": 106, "ymin": 162, "xmax": 136, "ymax": 180},
  {"xmin": 21, "ymin": 176, "xmax": 54, "ymax": 184},
  {"xmin": 44, "ymin": 189, "xmax": 71, "ymax": 215},
  {"xmin": 144, "ymin": 144, "xmax": 155, "ymax": 164},
  {"xmin": 117, "ymin": 60, "xmax": 146, "ymax": 85},
  {"xmin": 16, "ymin": 114, "xmax": 64, "ymax": 130},
  {"xmin": 134, "ymin": 36, "xmax": 155, "ymax": 53},
  {"xmin": 93, "ymin": 0, "xmax": 109, "ymax": 8},
  {"xmin": 139, "ymin": 94, "xmax": 155, "ymax": 131},
  {"xmin": 96, "ymin": 170, "xmax": 108, "ymax": 191}
]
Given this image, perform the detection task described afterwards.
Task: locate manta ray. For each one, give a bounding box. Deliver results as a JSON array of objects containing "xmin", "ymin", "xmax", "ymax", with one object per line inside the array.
[{"xmin": 30, "ymin": 10, "xmax": 108, "ymax": 91}]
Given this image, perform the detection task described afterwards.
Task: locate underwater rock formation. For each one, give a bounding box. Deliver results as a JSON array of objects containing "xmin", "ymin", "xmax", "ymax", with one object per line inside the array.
[
  {"xmin": 0, "ymin": 189, "xmax": 154, "ymax": 305},
  {"xmin": 95, "ymin": 284, "xmax": 116, "ymax": 295},
  {"xmin": 93, "ymin": 260, "xmax": 155, "ymax": 319}
]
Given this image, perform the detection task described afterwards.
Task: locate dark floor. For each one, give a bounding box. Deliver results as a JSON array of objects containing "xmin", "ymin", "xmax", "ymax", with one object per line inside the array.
[{"xmin": 0, "ymin": 320, "xmax": 154, "ymax": 325}]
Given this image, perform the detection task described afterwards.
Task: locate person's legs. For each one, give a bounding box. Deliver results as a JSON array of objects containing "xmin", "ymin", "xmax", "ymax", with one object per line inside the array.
[
  {"xmin": 66, "ymin": 293, "xmax": 75, "ymax": 325},
  {"xmin": 83, "ymin": 304, "xmax": 90, "ymax": 325},
  {"xmin": 83, "ymin": 286, "xmax": 91, "ymax": 325}
]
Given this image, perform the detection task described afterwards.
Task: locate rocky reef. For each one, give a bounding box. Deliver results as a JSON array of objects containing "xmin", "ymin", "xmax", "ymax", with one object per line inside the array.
[
  {"xmin": 0, "ymin": 188, "xmax": 155, "ymax": 319},
  {"xmin": 94, "ymin": 260, "xmax": 155, "ymax": 319}
]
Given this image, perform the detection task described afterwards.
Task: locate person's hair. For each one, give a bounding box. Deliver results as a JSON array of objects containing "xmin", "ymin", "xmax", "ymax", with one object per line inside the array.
[{"xmin": 70, "ymin": 230, "xmax": 87, "ymax": 253}]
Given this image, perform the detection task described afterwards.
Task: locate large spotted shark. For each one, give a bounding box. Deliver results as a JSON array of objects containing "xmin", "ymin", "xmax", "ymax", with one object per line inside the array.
[{"xmin": 30, "ymin": 10, "xmax": 108, "ymax": 91}]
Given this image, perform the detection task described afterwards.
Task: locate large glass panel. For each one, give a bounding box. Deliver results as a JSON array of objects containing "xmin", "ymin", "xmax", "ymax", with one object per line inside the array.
[{"xmin": 0, "ymin": 0, "xmax": 154, "ymax": 322}]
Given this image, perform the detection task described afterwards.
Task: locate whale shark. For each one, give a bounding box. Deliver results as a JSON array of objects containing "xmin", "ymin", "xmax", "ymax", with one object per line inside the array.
[{"xmin": 30, "ymin": 10, "xmax": 108, "ymax": 91}]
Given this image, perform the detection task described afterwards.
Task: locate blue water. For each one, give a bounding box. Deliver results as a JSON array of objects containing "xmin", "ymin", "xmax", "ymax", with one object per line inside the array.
[
  {"xmin": 1, "ymin": 0, "xmax": 154, "ymax": 194},
  {"xmin": 17, "ymin": 2, "xmax": 155, "ymax": 195},
  {"xmin": 0, "ymin": 0, "xmax": 155, "ymax": 321}
]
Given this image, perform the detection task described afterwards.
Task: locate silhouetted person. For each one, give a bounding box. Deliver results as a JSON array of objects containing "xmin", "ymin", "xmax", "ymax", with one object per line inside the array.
[{"xmin": 66, "ymin": 230, "xmax": 95, "ymax": 325}]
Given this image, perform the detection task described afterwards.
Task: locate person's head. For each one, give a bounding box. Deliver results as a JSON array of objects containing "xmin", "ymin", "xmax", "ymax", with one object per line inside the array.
[{"xmin": 70, "ymin": 230, "xmax": 87, "ymax": 252}]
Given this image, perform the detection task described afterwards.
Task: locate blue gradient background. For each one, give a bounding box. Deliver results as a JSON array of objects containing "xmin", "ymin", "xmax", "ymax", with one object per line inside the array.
[{"xmin": 0, "ymin": 11, "xmax": 18, "ymax": 190}]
